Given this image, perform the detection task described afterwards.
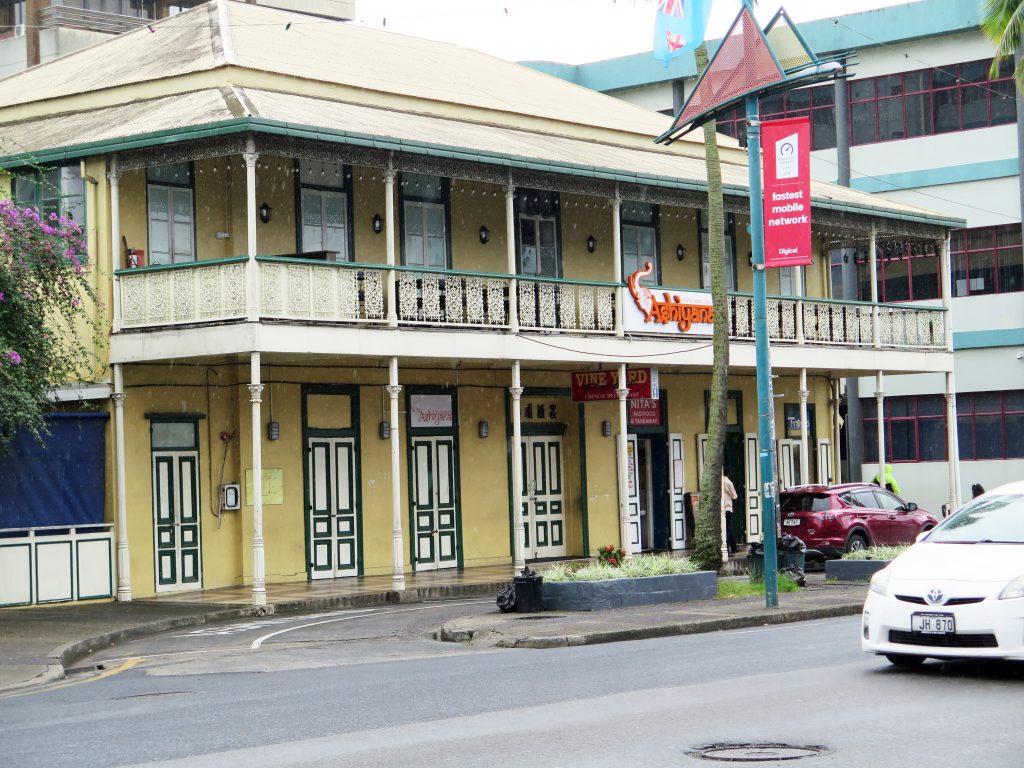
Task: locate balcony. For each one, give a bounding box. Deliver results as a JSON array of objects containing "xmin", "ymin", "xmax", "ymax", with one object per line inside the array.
[
  {"xmin": 38, "ymin": 5, "xmax": 149, "ymax": 35},
  {"xmin": 115, "ymin": 257, "xmax": 947, "ymax": 351}
]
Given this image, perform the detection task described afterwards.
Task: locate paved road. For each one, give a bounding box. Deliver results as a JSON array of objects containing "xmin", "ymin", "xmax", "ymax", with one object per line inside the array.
[{"xmin": 2, "ymin": 608, "xmax": 1021, "ymax": 768}]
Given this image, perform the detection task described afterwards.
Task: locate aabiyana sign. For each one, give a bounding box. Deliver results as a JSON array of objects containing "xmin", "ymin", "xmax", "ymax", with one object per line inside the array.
[{"xmin": 623, "ymin": 261, "xmax": 713, "ymax": 335}]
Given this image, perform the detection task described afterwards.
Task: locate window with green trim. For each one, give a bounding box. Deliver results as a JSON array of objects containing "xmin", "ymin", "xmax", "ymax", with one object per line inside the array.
[
  {"xmin": 298, "ymin": 160, "xmax": 351, "ymax": 260},
  {"xmin": 147, "ymin": 163, "xmax": 194, "ymax": 265},
  {"xmin": 400, "ymin": 173, "xmax": 449, "ymax": 268},
  {"xmin": 516, "ymin": 189, "xmax": 560, "ymax": 277},
  {"xmin": 621, "ymin": 202, "xmax": 659, "ymax": 284},
  {"xmin": 13, "ymin": 165, "xmax": 85, "ymax": 226},
  {"xmin": 699, "ymin": 210, "xmax": 736, "ymax": 290}
]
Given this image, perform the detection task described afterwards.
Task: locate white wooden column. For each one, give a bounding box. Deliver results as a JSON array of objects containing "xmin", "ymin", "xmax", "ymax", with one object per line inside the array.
[
  {"xmin": 616, "ymin": 364, "xmax": 631, "ymax": 556},
  {"xmin": 112, "ymin": 363, "xmax": 131, "ymax": 601},
  {"xmin": 243, "ymin": 139, "xmax": 260, "ymax": 322},
  {"xmin": 939, "ymin": 234, "xmax": 953, "ymax": 353},
  {"xmin": 388, "ymin": 357, "xmax": 405, "ymax": 591},
  {"xmin": 386, "ymin": 168, "xmax": 398, "ymax": 327},
  {"xmin": 794, "ymin": 264, "xmax": 805, "ymax": 343},
  {"xmin": 875, "ymin": 371, "xmax": 886, "ymax": 487},
  {"xmin": 510, "ymin": 361, "xmax": 525, "ymax": 570},
  {"xmin": 249, "ymin": 352, "xmax": 266, "ymax": 607},
  {"xmin": 944, "ymin": 373, "xmax": 961, "ymax": 516},
  {"xmin": 612, "ymin": 194, "xmax": 624, "ymax": 337},
  {"xmin": 799, "ymin": 368, "xmax": 810, "ymax": 485},
  {"xmin": 107, "ymin": 159, "xmax": 122, "ymax": 333},
  {"xmin": 869, "ymin": 226, "xmax": 880, "ymax": 348},
  {"xmin": 506, "ymin": 183, "xmax": 519, "ymax": 333}
]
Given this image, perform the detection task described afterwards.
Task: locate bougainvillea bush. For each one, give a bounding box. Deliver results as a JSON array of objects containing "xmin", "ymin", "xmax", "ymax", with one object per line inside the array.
[{"xmin": 0, "ymin": 198, "xmax": 99, "ymax": 452}]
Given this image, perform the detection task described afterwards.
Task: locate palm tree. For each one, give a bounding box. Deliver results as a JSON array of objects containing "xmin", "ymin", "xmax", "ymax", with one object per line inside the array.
[
  {"xmin": 688, "ymin": 42, "xmax": 729, "ymax": 573},
  {"xmin": 982, "ymin": 0, "xmax": 1024, "ymax": 89}
]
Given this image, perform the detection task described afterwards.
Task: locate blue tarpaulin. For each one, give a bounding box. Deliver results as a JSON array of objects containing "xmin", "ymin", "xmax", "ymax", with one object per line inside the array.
[{"xmin": 0, "ymin": 413, "xmax": 108, "ymax": 529}]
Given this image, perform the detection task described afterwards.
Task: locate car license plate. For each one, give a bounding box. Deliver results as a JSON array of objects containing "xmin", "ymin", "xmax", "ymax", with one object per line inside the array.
[
  {"xmin": 912, "ymin": 612, "xmax": 955, "ymax": 635},
  {"xmin": 782, "ymin": 518, "xmax": 800, "ymax": 526}
]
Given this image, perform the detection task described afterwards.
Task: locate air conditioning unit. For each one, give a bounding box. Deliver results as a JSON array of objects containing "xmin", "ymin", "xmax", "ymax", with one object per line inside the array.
[{"xmin": 220, "ymin": 483, "xmax": 241, "ymax": 511}]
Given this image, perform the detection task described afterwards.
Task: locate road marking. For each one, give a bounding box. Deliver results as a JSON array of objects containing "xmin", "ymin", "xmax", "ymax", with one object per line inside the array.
[
  {"xmin": 93, "ymin": 647, "xmax": 250, "ymax": 665},
  {"xmin": 0, "ymin": 657, "xmax": 141, "ymax": 700},
  {"xmin": 250, "ymin": 600, "xmax": 491, "ymax": 650},
  {"xmin": 171, "ymin": 609, "xmax": 377, "ymax": 638}
]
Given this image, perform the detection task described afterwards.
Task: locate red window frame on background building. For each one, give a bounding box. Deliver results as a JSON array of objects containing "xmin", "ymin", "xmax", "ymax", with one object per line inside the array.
[
  {"xmin": 861, "ymin": 394, "xmax": 947, "ymax": 463},
  {"xmin": 852, "ymin": 241, "xmax": 942, "ymax": 302},
  {"xmin": 957, "ymin": 391, "xmax": 1024, "ymax": 460},
  {"xmin": 950, "ymin": 225, "xmax": 1024, "ymax": 297}
]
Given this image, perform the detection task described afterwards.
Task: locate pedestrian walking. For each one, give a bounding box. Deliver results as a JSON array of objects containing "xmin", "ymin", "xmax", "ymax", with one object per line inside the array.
[
  {"xmin": 871, "ymin": 464, "xmax": 901, "ymax": 495},
  {"xmin": 721, "ymin": 472, "xmax": 737, "ymax": 555}
]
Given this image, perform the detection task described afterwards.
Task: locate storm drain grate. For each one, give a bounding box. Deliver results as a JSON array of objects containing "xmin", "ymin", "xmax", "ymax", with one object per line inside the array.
[
  {"xmin": 513, "ymin": 615, "xmax": 561, "ymax": 621},
  {"xmin": 690, "ymin": 743, "xmax": 828, "ymax": 762}
]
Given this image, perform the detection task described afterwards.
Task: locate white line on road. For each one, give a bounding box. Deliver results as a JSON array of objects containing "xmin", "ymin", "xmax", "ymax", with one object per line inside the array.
[{"xmin": 249, "ymin": 600, "xmax": 492, "ymax": 650}]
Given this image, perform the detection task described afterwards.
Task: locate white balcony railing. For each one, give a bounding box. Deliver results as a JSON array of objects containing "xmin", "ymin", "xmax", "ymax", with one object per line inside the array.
[{"xmin": 115, "ymin": 258, "xmax": 948, "ymax": 352}]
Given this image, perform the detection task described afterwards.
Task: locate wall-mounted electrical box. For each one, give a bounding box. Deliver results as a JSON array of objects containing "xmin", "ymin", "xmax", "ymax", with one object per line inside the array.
[{"xmin": 220, "ymin": 483, "xmax": 241, "ymax": 511}]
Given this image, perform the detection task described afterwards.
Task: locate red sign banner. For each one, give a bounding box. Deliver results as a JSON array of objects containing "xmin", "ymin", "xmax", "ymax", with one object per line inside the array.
[
  {"xmin": 762, "ymin": 117, "xmax": 812, "ymax": 269},
  {"xmin": 571, "ymin": 368, "xmax": 659, "ymax": 403},
  {"xmin": 628, "ymin": 398, "xmax": 661, "ymax": 427}
]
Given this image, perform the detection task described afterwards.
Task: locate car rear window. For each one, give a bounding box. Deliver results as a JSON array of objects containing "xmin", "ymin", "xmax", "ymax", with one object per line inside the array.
[{"xmin": 779, "ymin": 493, "xmax": 831, "ymax": 513}]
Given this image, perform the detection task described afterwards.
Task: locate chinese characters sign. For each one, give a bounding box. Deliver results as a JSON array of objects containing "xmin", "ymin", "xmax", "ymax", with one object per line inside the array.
[{"xmin": 762, "ymin": 117, "xmax": 812, "ymax": 269}]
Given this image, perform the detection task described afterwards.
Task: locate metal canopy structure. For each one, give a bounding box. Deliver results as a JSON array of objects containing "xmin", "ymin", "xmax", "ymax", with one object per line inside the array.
[{"xmin": 657, "ymin": 7, "xmax": 852, "ymax": 143}]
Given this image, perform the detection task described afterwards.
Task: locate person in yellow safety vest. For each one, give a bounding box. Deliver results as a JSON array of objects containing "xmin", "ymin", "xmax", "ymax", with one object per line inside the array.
[{"xmin": 871, "ymin": 464, "xmax": 901, "ymax": 495}]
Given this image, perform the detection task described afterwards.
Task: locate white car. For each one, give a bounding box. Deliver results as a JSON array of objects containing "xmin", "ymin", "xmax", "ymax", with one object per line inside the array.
[{"xmin": 862, "ymin": 481, "xmax": 1024, "ymax": 667}]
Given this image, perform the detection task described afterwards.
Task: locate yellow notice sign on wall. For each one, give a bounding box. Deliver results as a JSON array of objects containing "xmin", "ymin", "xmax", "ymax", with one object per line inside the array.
[{"xmin": 245, "ymin": 468, "xmax": 284, "ymax": 506}]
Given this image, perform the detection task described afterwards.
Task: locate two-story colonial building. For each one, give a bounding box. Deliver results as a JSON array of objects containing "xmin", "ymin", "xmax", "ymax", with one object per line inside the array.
[{"xmin": 0, "ymin": 0, "xmax": 962, "ymax": 606}]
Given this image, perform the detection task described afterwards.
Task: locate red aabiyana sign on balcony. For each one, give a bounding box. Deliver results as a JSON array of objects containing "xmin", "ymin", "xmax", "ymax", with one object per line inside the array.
[{"xmin": 762, "ymin": 117, "xmax": 812, "ymax": 269}]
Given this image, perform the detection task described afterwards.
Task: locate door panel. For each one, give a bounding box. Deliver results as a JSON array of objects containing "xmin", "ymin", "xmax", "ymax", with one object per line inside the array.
[
  {"xmin": 668, "ymin": 433, "xmax": 687, "ymax": 549},
  {"xmin": 622, "ymin": 435, "xmax": 641, "ymax": 553},
  {"xmin": 816, "ymin": 438, "xmax": 833, "ymax": 485},
  {"xmin": 520, "ymin": 436, "xmax": 566, "ymax": 559},
  {"xmin": 745, "ymin": 433, "xmax": 761, "ymax": 542},
  {"xmin": 307, "ymin": 437, "xmax": 358, "ymax": 579},
  {"xmin": 412, "ymin": 436, "xmax": 459, "ymax": 570},
  {"xmin": 152, "ymin": 450, "xmax": 202, "ymax": 593}
]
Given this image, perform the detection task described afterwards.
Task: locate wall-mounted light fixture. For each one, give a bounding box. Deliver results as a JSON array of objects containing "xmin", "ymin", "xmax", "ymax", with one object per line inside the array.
[
  {"xmin": 676, "ymin": 244, "xmax": 686, "ymax": 261},
  {"xmin": 601, "ymin": 420, "xmax": 612, "ymax": 437},
  {"xmin": 267, "ymin": 421, "xmax": 280, "ymax": 441},
  {"xmin": 478, "ymin": 420, "xmax": 489, "ymax": 439},
  {"xmin": 259, "ymin": 202, "xmax": 272, "ymax": 224},
  {"xmin": 379, "ymin": 420, "xmax": 390, "ymax": 440},
  {"xmin": 372, "ymin": 213, "xmax": 384, "ymax": 234},
  {"xmin": 479, "ymin": 225, "xmax": 490, "ymax": 245},
  {"xmin": 586, "ymin": 235, "xmax": 597, "ymax": 254}
]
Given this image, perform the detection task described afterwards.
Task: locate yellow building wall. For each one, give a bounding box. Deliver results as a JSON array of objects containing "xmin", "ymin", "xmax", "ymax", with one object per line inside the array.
[
  {"xmin": 449, "ymin": 181, "xmax": 506, "ymax": 274},
  {"xmin": 658, "ymin": 206, "xmax": 702, "ymax": 289}
]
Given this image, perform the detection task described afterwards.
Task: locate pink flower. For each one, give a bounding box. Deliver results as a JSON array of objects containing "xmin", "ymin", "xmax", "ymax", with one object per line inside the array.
[{"xmin": 4, "ymin": 350, "xmax": 22, "ymax": 365}]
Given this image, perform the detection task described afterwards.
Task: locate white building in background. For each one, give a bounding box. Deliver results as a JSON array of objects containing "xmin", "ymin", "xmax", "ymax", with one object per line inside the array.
[{"xmin": 527, "ymin": 0, "xmax": 1024, "ymax": 516}]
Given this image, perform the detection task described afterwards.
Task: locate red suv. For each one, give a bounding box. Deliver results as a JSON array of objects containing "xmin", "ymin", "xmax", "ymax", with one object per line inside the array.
[{"xmin": 778, "ymin": 483, "xmax": 938, "ymax": 558}]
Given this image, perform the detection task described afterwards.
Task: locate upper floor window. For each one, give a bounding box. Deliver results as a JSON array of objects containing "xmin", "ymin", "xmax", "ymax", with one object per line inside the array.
[
  {"xmin": 862, "ymin": 394, "xmax": 946, "ymax": 463},
  {"xmin": 854, "ymin": 240, "xmax": 941, "ymax": 303},
  {"xmin": 717, "ymin": 84, "xmax": 836, "ymax": 151},
  {"xmin": 298, "ymin": 160, "xmax": 351, "ymax": 261},
  {"xmin": 951, "ymin": 225, "xmax": 1023, "ymax": 297},
  {"xmin": 698, "ymin": 210, "xmax": 736, "ymax": 291},
  {"xmin": 848, "ymin": 58, "xmax": 1016, "ymax": 144},
  {"xmin": 958, "ymin": 390, "xmax": 1024, "ymax": 460},
  {"xmin": 621, "ymin": 201, "xmax": 659, "ymax": 284},
  {"xmin": 147, "ymin": 162, "xmax": 194, "ymax": 266},
  {"xmin": 516, "ymin": 189, "xmax": 560, "ymax": 277},
  {"xmin": 13, "ymin": 165, "xmax": 85, "ymax": 226},
  {"xmin": 400, "ymin": 173, "xmax": 449, "ymax": 268}
]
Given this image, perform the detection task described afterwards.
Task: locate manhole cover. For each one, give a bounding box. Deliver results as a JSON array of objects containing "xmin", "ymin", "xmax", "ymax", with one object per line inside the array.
[
  {"xmin": 514, "ymin": 615, "xmax": 560, "ymax": 621},
  {"xmin": 691, "ymin": 743, "xmax": 827, "ymax": 762}
]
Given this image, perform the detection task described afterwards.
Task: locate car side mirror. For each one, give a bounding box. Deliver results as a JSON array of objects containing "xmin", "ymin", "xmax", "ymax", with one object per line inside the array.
[{"xmin": 906, "ymin": 502, "xmax": 918, "ymax": 512}]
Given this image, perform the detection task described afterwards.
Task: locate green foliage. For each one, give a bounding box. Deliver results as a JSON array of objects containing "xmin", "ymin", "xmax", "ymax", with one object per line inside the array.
[
  {"xmin": 597, "ymin": 544, "xmax": 626, "ymax": 567},
  {"xmin": 841, "ymin": 545, "xmax": 908, "ymax": 561},
  {"xmin": 982, "ymin": 0, "xmax": 1024, "ymax": 88},
  {"xmin": 0, "ymin": 199, "xmax": 100, "ymax": 451},
  {"xmin": 542, "ymin": 554, "xmax": 700, "ymax": 583},
  {"xmin": 719, "ymin": 573, "xmax": 802, "ymax": 598}
]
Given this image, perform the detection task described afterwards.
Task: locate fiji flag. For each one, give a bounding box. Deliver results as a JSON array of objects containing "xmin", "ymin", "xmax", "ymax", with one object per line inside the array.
[{"xmin": 653, "ymin": 0, "xmax": 714, "ymax": 66}]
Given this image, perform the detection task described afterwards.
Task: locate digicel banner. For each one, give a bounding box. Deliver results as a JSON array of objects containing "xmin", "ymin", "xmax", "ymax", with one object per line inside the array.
[{"xmin": 762, "ymin": 117, "xmax": 812, "ymax": 269}]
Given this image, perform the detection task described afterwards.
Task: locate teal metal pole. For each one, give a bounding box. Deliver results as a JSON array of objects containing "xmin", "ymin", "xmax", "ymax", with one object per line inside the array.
[{"xmin": 745, "ymin": 93, "xmax": 779, "ymax": 609}]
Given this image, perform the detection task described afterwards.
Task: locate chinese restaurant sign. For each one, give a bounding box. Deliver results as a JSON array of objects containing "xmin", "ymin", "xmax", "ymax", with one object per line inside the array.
[
  {"xmin": 571, "ymin": 367, "xmax": 659, "ymax": 402},
  {"xmin": 624, "ymin": 262, "xmax": 713, "ymax": 335},
  {"xmin": 762, "ymin": 117, "xmax": 812, "ymax": 268}
]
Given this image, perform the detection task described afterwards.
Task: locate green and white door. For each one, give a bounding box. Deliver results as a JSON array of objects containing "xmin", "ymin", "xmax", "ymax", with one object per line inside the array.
[
  {"xmin": 668, "ymin": 433, "xmax": 687, "ymax": 549},
  {"xmin": 307, "ymin": 437, "xmax": 359, "ymax": 579},
  {"xmin": 152, "ymin": 450, "xmax": 202, "ymax": 593},
  {"xmin": 520, "ymin": 436, "xmax": 566, "ymax": 559},
  {"xmin": 411, "ymin": 436, "xmax": 459, "ymax": 571}
]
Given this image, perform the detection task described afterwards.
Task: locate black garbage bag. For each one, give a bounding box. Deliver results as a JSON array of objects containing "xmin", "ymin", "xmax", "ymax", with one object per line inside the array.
[
  {"xmin": 748, "ymin": 541, "xmax": 765, "ymax": 557},
  {"xmin": 496, "ymin": 582, "xmax": 516, "ymax": 612},
  {"xmin": 781, "ymin": 564, "xmax": 807, "ymax": 587},
  {"xmin": 778, "ymin": 533, "xmax": 806, "ymax": 552}
]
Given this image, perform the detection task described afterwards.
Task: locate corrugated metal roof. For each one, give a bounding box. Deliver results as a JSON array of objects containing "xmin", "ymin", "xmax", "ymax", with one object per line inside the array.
[{"xmin": 0, "ymin": 85, "xmax": 962, "ymax": 228}]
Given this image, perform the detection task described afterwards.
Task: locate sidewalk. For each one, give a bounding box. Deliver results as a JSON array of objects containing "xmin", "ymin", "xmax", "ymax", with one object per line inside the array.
[{"xmin": 0, "ymin": 571, "xmax": 869, "ymax": 694}]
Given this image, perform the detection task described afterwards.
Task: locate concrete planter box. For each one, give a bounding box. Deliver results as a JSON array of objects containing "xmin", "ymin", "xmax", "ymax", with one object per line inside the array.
[
  {"xmin": 825, "ymin": 559, "xmax": 891, "ymax": 582},
  {"xmin": 541, "ymin": 571, "xmax": 717, "ymax": 612}
]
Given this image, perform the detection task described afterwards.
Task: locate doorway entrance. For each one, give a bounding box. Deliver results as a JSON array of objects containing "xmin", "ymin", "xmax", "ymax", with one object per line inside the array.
[
  {"xmin": 699, "ymin": 390, "xmax": 748, "ymax": 552},
  {"xmin": 624, "ymin": 396, "xmax": 683, "ymax": 553},
  {"xmin": 150, "ymin": 420, "xmax": 202, "ymax": 594},
  {"xmin": 520, "ymin": 435, "xmax": 567, "ymax": 559}
]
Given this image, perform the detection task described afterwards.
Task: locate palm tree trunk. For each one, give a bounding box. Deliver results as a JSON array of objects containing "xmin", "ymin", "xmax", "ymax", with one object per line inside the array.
[{"xmin": 689, "ymin": 42, "xmax": 730, "ymax": 572}]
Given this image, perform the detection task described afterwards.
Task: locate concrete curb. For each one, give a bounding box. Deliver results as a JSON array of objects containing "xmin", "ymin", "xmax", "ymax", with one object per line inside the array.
[{"xmin": 439, "ymin": 602, "xmax": 865, "ymax": 649}]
